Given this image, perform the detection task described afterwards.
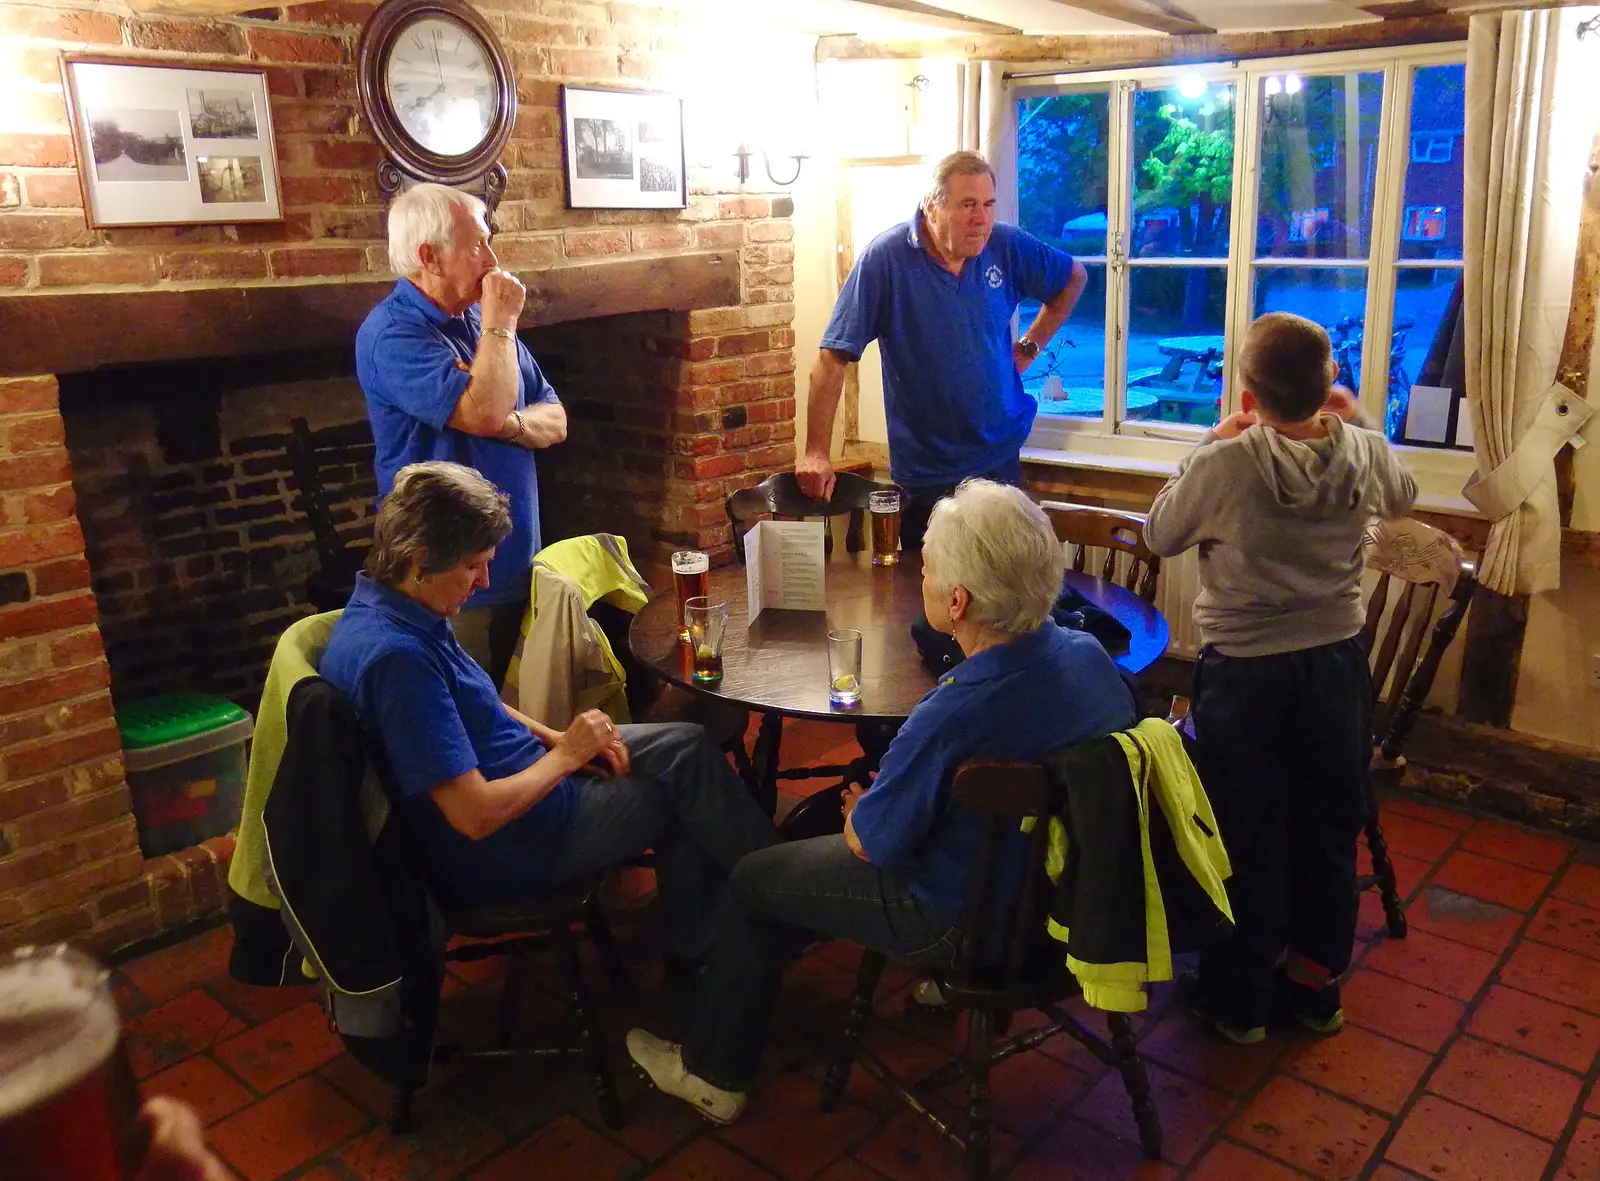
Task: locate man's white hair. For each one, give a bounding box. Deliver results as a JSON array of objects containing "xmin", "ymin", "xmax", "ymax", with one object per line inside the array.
[
  {"xmin": 386, "ymin": 183, "xmax": 486, "ymax": 278},
  {"xmin": 923, "ymin": 480, "xmax": 1063, "ymax": 638},
  {"xmin": 922, "ymin": 149, "xmax": 995, "ymax": 213}
]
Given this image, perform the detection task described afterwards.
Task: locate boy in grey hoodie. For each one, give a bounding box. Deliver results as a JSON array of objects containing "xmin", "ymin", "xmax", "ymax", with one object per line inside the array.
[{"xmin": 1145, "ymin": 312, "xmax": 1417, "ymax": 1044}]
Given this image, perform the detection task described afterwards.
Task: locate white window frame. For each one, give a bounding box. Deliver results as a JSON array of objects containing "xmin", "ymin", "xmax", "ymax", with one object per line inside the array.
[
  {"xmin": 1011, "ymin": 43, "xmax": 1474, "ymax": 511},
  {"xmin": 1410, "ymin": 134, "xmax": 1454, "ymax": 164}
]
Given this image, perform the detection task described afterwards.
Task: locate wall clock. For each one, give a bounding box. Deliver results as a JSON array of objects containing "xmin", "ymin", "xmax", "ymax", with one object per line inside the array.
[{"xmin": 356, "ymin": 0, "xmax": 516, "ymax": 209}]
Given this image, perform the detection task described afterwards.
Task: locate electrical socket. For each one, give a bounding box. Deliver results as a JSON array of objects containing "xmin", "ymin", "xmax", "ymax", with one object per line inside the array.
[{"xmin": 1592, "ymin": 652, "xmax": 1600, "ymax": 692}]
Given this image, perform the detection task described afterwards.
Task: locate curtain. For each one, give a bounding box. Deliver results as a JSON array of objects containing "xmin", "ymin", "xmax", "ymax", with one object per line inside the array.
[
  {"xmin": 1462, "ymin": 11, "xmax": 1595, "ymax": 595},
  {"xmin": 960, "ymin": 61, "xmax": 1016, "ymax": 220}
]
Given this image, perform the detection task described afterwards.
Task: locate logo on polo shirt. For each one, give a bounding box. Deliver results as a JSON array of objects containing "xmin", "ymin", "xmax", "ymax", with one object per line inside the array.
[{"xmin": 985, "ymin": 264, "xmax": 1004, "ymax": 288}]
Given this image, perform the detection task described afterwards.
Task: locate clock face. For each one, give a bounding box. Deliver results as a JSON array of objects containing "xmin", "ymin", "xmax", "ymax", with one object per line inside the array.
[{"xmin": 384, "ymin": 14, "xmax": 498, "ymax": 157}]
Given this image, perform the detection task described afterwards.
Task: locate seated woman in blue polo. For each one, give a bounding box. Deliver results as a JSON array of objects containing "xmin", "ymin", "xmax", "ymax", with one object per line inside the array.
[{"xmin": 319, "ymin": 461, "xmax": 777, "ymax": 968}]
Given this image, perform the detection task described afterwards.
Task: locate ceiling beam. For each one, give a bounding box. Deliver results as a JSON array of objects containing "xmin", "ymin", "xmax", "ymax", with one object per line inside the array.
[
  {"xmin": 1358, "ymin": 1, "xmax": 1446, "ymax": 17},
  {"xmin": 1040, "ymin": 0, "xmax": 1216, "ymax": 35},
  {"xmin": 846, "ymin": 0, "xmax": 1023, "ymax": 35}
]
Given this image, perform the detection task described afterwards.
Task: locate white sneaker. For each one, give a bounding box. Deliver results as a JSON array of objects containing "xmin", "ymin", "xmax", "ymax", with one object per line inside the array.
[{"xmin": 625, "ymin": 1029, "xmax": 747, "ymax": 1125}]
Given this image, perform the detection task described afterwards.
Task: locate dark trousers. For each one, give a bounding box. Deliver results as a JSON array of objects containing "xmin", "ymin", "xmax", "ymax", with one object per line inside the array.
[
  {"xmin": 899, "ymin": 455, "xmax": 1024, "ymax": 551},
  {"xmin": 682, "ymin": 837, "xmax": 959, "ymax": 1093},
  {"xmin": 1191, "ymin": 637, "xmax": 1371, "ymax": 1029}
]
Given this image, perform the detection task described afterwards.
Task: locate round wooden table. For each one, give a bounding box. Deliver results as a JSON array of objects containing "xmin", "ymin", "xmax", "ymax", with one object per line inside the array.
[{"xmin": 629, "ymin": 550, "xmax": 1170, "ymax": 809}]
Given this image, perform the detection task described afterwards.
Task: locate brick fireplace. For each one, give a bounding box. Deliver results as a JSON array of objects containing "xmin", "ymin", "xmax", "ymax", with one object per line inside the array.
[{"xmin": 0, "ymin": 0, "xmax": 805, "ymax": 955}]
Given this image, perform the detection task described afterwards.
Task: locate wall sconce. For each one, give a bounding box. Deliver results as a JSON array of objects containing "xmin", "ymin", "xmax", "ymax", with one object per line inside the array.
[{"xmin": 734, "ymin": 143, "xmax": 808, "ymax": 186}]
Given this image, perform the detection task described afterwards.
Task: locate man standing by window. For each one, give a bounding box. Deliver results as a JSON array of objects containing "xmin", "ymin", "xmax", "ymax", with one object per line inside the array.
[
  {"xmin": 796, "ymin": 150, "xmax": 1087, "ymax": 548},
  {"xmin": 356, "ymin": 183, "xmax": 567, "ymax": 687}
]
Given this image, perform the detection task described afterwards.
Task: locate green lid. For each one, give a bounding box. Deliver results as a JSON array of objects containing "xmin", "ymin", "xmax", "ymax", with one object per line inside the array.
[{"xmin": 117, "ymin": 692, "xmax": 249, "ymax": 750}]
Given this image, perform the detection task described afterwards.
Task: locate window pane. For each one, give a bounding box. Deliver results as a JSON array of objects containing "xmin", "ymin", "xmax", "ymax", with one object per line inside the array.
[
  {"xmin": 1131, "ymin": 83, "xmax": 1235, "ymax": 260},
  {"xmin": 1252, "ymin": 265, "xmax": 1369, "ymax": 389},
  {"xmin": 1389, "ymin": 267, "xmax": 1469, "ymax": 447},
  {"xmin": 1129, "ymin": 266, "xmax": 1226, "ymax": 426},
  {"xmin": 1400, "ymin": 64, "xmax": 1465, "ymax": 261},
  {"xmin": 1017, "ymin": 92, "xmax": 1111, "ymax": 256},
  {"xmin": 1022, "ymin": 266, "xmax": 1119, "ymax": 421},
  {"xmin": 1255, "ymin": 71, "xmax": 1384, "ymax": 260}
]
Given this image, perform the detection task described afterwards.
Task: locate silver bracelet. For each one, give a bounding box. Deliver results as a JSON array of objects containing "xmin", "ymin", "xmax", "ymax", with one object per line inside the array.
[{"xmin": 485, "ymin": 326, "xmax": 516, "ymax": 341}]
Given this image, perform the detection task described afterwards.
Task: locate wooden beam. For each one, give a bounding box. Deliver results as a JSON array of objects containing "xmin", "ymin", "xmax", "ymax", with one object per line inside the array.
[
  {"xmin": 1041, "ymin": 0, "xmax": 1215, "ymax": 36},
  {"xmin": 847, "ymin": 0, "xmax": 1022, "ymax": 35},
  {"xmin": 817, "ymin": 13, "xmax": 1467, "ymax": 62},
  {"xmin": 0, "ymin": 250, "xmax": 740, "ymax": 377},
  {"xmin": 1553, "ymin": 124, "xmax": 1600, "ymax": 526},
  {"xmin": 1359, "ymin": 1, "xmax": 1447, "ymax": 17}
]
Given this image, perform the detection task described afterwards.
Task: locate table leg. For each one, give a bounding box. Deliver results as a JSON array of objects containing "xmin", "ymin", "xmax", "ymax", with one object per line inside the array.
[
  {"xmin": 852, "ymin": 719, "xmax": 901, "ymax": 774},
  {"xmin": 751, "ymin": 712, "xmax": 783, "ymax": 816}
]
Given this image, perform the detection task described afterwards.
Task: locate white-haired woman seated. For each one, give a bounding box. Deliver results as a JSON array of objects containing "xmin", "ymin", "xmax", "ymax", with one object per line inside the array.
[
  {"xmin": 626, "ymin": 479, "xmax": 1137, "ymax": 1124},
  {"xmin": 319, "ymin": 461, "xmax": 778, "ymax": 968}
]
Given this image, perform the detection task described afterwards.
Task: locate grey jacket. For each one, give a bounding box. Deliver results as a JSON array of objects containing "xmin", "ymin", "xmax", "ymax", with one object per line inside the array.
[{"xmin": 1145, "ymin": 415, "xmax": 1418, "ymax": 657}]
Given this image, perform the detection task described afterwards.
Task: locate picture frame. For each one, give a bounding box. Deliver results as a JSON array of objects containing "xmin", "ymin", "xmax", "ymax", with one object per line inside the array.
[
  {"xmin": 559, "ymin": 84, "xmax": 686, "ymax": 211},
  {"xmin": 61, "ymin": 55, "xmax": 283, "ymax": 229}
]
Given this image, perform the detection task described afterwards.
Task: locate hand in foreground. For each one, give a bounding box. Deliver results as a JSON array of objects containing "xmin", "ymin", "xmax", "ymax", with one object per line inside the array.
[
  {"xmin": 795, "ymin": 449, "xmax": 836, "ymax": 501},
  {"xmin": 480, "ymin": 267, "xmax": 526, "ymax": 331},
  {"xmin": 841, "ymin": 784, "xmax": 866, "ymax": 820},
  {"xmin": 133, "ymin": 1097, "xmax": 232, "ymax": 1181},
  {"xmin": 1212, "ymin": 410, "xmax": 1258, "ymax": 441},
  {"xmin": 1320, "ymin": 386, "xmax": 1360, "ymax": 423},
  {"xmin": 554, "ymin": 709, "xmax": 626, "ymax": 773}
]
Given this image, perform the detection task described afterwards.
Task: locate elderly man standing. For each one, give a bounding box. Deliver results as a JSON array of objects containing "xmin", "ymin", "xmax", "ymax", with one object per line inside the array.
[
  {"xmin": 797, "ymin": 150, "xmax": 1087, "ymax": 549},
  {"xmin": 356, "ymin": 182, "xmax": 566, "ymax": 687}
]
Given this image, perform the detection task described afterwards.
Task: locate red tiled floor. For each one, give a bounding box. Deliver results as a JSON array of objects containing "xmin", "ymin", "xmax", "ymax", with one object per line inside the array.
[
  {"xmin": 1431, "ymin": 850, "xmax": 1552, "ymax": 911},
  {"xmin": 1008, "ymin": 1118, "xmax": 1177, "ymax": 1181},
  {"xmin": 119, "ymin": 925, "xmax": 234, "ymax": 1005},
  {"xmin": 208, "ymin": 1076, "xmax": 369, "ymax": 1181},
  {"xmin": 468, "ymin": 1114, "xmax": 643, "ymax": 1180},
  {"xmin": 1467, "ymin": 985, "xmax": 1600, "ymax": 1074},
  {"xmin": 1460, "ymin": 819, "xmax": 1572, "ymax": 873},
  {"xmin": 1382, "ymin": 796, "xmax": 1476, "ymax": 832},
  {"xmin": 123, "ymin": 988, "xmax": 245, "ymax": 1079},
  {"xmin": 1373, "ymin": 812, "xmax": 1462, "ymax": 863},
  {"xmin": 1360, "ymin": 927, "xmax": 1500, "ymax": 1001},
  {"xmin": 1343, "ymin": 965, "xmax": 1468, "ymax": 1052},
  {"xmin": 855, "ymin": 1109, "xmax": 1020, "ymax": 1181},
  {"xmin": 1499, "ymin": 940, "xmax": 1600, "ymax": 1016},
  {"xmin": 1425, "ymin": 1036, "xmax": 1584, "ymax": 1141},
  {"xmin": 1554, "ymin": 861, "xmax": 1600, "ymax": 909},
  {"xmin": 1554, "ymin": 1117, "xmax": 1600, "ymax": 1181},
  {"xmin": 1384, "ymin": 1095, "xmax": 1554, "ymax": 1180},
  {"xmin": 1138, "ymin": 1011, "xmax": 1284, "ymax": 1096},
  {"xmin": 1187, "ymin": 1139, "xmax": 1311, "ymax": 1181},
  {"xmin": 642, "ymin": 1135, "xmax": 781, "ymax": 1181},
  {"xmin": 714, "ymin": 1073, "xmax": 877, "ymax": 1180},
  {"xmin": 933, "ymin": 1038, "xmax": 1093, "ymax": 1139},
  {"xmin": 1526, "ymin": 895, "xmax": 1600, "ymax": 962},
  {"xmin": 1073, "ymin": 1061, "xmax": 1233, "ymax": 1166},
  {"xmin": 337, "ymin": 1098, "xmax": 505, "ymax": 1181},
  {"xmin": 141, "ymin": 1054, "xmax": 255, "ymax": 1125},
  {"xmin": 1357, "ymin": 849, "xmax": 1434, "ymax": 902},
  {"xmin": 213, "ymin": 1000, "xmax": 346, "ymax": 1093},
  {"xmin": 1406, "ymin": 887, "xmax": 1526, "ymax": 955},
  {"xmin": 1226, "ymin": 1074, "xmax": 1387, "ymax": 1180},
  {"xmin": 1280, "ymin": 1024, "xmax": 1434, "ymax": 1116}
]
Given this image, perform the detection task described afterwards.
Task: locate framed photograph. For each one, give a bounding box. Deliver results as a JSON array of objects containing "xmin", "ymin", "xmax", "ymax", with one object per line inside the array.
[
  {"xmin": 560, "ymin": 85, "xmax": 685, "ymax": 210},
  {"xmin": 61, "ymin": 56, "xmax": 282, "ymax": 229}
]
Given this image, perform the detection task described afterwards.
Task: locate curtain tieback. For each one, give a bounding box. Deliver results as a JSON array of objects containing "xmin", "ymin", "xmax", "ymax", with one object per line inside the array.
[{"xmin": 1461, "ymin": 383, "xmax": 1594, "ymax": 520}]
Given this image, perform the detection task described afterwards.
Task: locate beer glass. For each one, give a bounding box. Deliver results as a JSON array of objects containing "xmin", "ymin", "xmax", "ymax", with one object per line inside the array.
[
  {"xmin": 671, "ymin": 550, "xmax": 710, "ymax": 641},
  {"xmin": 868, "ymin": 491, "xmax": 901, "ymax": 567},
  {"xmin": 684, "ymin": 596, "xmax": 729, "ymax": 683},
  {"xmin": 828, "ymin": 628, "xmax": 863, "ymax": 707},
  {"xmin": 1, "ymin": 944, "xmax": 141, "ymax": 1181}
]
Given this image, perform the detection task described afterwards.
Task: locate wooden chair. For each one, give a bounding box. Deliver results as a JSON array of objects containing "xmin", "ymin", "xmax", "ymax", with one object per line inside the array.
[
  {"xmin": 821, "ymin": 756, "xmax": 1162, "ymax": 1181},
  {"xmin": 1041, "ymin": 502, "xmax": 1161, "ymax": 603},
  {"xmin": 1356, "ymin": 517, "xmax": 1476, "ymax": 938},
  {"xmin": 285, "ymin": 417, "xmax": 375, "ymax": 612},
  {"xmin": 725, "ymin": 470, "xmax": 900, "ymax": 811}
]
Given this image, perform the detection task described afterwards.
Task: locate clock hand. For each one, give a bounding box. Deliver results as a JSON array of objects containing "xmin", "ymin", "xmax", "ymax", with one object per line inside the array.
[{"xmin": 431, "ymin": 29, "xmax": 443, "ymax": 91}]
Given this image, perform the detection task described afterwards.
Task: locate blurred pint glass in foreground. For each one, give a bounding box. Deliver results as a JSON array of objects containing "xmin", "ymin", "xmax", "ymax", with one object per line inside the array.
[
  {"xmin": 868, "ymin": 491, "xmax": 901, "ymax": 567},
  {"xmin": 671, "ymin": 550, "xmax": 710, "ymax": 641},
  {"xmin": 1, "ymin": 944, "xmax": 141, "ymax": 1181},
  {"xmin": 685, "ymin": 596, "xmax": 728, "ymax": 683}
]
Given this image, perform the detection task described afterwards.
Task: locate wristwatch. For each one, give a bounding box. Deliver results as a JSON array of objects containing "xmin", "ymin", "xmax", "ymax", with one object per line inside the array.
[{"xmin": 1016, "ymin": 336, "xmax": 1041, "ymax": 360}]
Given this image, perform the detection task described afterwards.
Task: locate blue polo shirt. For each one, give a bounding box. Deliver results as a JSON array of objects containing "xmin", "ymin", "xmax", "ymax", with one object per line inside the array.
[
  {"xmin": 820, "ymin": 210, "xmax": 1074, "ymax": 488},
  {"xmin": 320, "ymin": 574, "xmax": 578, "ymax": 904},
  {"xmin": 849, "ymin": 621, "xmax": 1135, "ymax": 918},
  {"xmin": 355, "ymin": 279, "xmax": 561, "ymax": 609}
]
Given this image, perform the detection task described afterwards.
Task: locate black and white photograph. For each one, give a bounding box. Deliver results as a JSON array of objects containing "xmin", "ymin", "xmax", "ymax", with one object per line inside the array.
[
  {"xmin": 572, "ymin": 116, "xmax": 633, "ymax": 179},
  {"xmin": 197, "ymin": 155, "xmax": 266, "ymax": 203},
  {"xmin": 63, "ymin": 56, "xmax": 282, "ymax": 228},
  {"xmin": 86, "ymin": 107, "xmax": 187, "ymax": 182},
  {"xmin": 561, "ymin": 84, "xmax": 685, "ymax": 210},
  {"xmin": 187, "ymin": 88, "xmax": 258, "ymax": 139}
]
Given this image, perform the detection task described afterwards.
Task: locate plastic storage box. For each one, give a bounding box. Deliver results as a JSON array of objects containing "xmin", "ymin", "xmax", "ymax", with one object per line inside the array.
[{"xmin": 117, "ymin": 692, "xmax": 254, "ymax": 859}]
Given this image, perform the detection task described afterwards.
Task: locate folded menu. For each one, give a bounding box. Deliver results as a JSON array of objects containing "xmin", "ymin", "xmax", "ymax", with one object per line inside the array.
[{"xmin": 744, "ymin": 519, "xmax": 826, "ymax": 619}]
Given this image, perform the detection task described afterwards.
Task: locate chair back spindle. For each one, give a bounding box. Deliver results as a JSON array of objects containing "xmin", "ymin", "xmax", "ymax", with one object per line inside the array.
[{"xmin": 1041, "ymin": 502, "xmax": 1162, "ymax": 603}]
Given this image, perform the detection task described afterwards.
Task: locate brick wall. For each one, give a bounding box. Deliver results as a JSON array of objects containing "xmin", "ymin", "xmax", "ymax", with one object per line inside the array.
[{"xmin": 0, "ymin": 0, "xmax": 800, "ymax": 954}]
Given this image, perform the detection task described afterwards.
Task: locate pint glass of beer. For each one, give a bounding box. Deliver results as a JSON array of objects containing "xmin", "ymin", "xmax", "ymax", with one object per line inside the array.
[
  {"xmin": 1, "ymin": 944, "xmax": 141, "ymax": 1181},
  {"xmin": 684, "ymin": 596, "xmax": 728, "ymax": 682},
  {"xmin": 671, "ymin": 550, "xmax": 710, "ymax": 641},
  {"xmin": 868, "ymin": 491, "xmax": 901, "ymax": 567}
]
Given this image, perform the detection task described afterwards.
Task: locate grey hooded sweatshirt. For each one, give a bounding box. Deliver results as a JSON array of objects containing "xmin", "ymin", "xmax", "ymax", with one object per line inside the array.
[{"xmin": 1144, "ymin": 414, "xmax": 1418, "ymax": 657}]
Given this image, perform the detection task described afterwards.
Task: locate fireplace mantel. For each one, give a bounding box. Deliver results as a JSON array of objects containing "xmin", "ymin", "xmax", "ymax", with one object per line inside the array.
[{"xmin": 0, "ymin": 249, "xmax": 740, "ymax": 377}]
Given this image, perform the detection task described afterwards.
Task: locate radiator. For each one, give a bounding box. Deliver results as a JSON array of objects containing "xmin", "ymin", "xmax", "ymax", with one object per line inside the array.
[{"xmin": 1155, "ymin": 547, "xmax": 1203, "ymax": 660}]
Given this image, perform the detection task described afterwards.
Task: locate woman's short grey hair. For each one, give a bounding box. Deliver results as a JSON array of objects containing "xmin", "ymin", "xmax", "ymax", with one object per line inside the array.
[
  {"xmin": 923, "ymin": 480, "xmax": 1063, "ymax": 638},
  {"xmin": 366, "ymin": 461, "xmax": 512, "ymax": 587},
  {"xmin": 924, "ymin": 150, "xmax": 996, "ymax": 211},
  {"xmin": 386, "ymin": 183, "xmax": 485, "ymax": 278}
]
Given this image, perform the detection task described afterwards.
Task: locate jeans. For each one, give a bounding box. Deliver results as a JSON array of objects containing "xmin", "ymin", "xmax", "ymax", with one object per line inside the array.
[
  {"xmin": 540, "ymin": 722, "xmax": 779, "ymax": 959},
  {"xmin": 899, "ymin": 455, "xmax": 1024, "ymax": 551},
  {"xmin": 682, "ymin": 836, "xmax": 960, "ymax": 1093},
  {"xmin": 1191, "ymin": 638, "xmax": 1372, "ymax": 1028}
]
